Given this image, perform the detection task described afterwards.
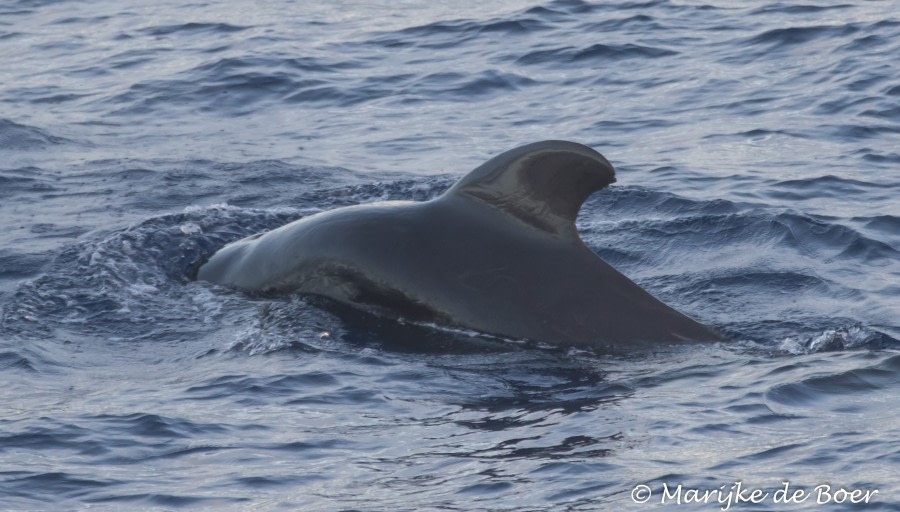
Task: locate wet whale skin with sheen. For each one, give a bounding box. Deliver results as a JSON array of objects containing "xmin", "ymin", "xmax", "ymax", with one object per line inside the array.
[{"xmin": 197, "ymin": 140, "xmax": 723, "ymax": 347}]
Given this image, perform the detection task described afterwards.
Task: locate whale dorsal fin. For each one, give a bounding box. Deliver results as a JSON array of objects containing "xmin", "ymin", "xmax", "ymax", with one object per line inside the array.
[{"xmin": 445, "ymin": 140, "xmax": 616, "ymax": 236}]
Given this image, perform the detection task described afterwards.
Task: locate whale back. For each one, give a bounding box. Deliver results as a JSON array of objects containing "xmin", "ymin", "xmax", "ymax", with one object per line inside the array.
[
  {"xmin": 197, "ymin": 140, "xmax": 723, "ymax": 347},
  {"xmin": 444, "ymin": 140, "xmax": 615, "ymax": 236}
]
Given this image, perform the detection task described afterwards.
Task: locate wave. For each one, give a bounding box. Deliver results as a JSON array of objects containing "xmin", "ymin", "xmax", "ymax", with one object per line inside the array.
[
  {"xmin": 779, "ymin": 325, "xmax": 898, "ymax": 354},
  {"xmin": 0, "ymin": 350, "xmax": 35, "ymax": 372},
  {"xmin": 745, "ymin": 25, "xmax": 861, "ymax": 48},
  {"xmin": 0, "ymin": 119, "xmax": 69, "ymax": 150},
  {"xmin": 391, "ymin": 17, "xmax": 548, "ymax": 40},
  {"xmin": 748, "ymin": 4, "xmax": 854, "ymax": 15},
  {"xmin": 587, "ymin": 188, "xmax": 897, "ymax": 264},
  {"xmin": 137, "ymin": 22, "xmax": 249, "ymax": 37},
  {"xmin": 859, "ymin": 215, "xmax": 900, "ymax": 236},
  {"xmin": 719, "ymin": 18, "xmax": 899, "ymax": 67},
  {"xmin": 0, "ymin": 166, "xmax": 61, "ymax": 199},
  {"xmin": 517, "ymin": 43, "xmax": 677, "ymax": 66},
  {"xmin": 767, "ymin": 352, "xmax": 900, "ymax": 405}
]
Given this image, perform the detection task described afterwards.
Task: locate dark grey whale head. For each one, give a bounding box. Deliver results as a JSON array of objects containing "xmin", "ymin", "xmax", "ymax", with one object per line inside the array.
[{"xmin": 446, "ymin": 140, "xmax": 616, "ymax": 236}]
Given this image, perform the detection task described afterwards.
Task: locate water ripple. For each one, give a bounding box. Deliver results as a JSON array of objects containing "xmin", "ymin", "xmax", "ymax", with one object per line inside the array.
[{"xmin": 2, "ymin": 0, "xmax": 900, "ymax": 509}]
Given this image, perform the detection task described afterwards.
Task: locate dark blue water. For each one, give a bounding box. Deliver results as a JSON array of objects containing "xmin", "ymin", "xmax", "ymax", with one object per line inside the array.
[{"xmin": 1, "ymin": 0, "xmax": 898, "ymax": 510}]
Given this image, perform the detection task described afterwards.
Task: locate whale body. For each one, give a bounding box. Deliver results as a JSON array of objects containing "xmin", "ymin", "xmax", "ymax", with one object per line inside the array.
[{"xmin": 197, "ymin": 140, "xmax": 723, "ymax": 348}]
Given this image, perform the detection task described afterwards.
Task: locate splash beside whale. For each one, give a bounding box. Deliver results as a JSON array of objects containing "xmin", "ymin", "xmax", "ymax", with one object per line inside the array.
[{"xmin": 197, "ymin": 140, "xmax": 723, "ymax": 348}]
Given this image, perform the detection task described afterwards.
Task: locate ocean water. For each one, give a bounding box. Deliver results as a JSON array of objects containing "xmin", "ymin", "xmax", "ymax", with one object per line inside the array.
[{"xmin": 1, "ymin": 0, "xmax": 898, "ymax": 510}]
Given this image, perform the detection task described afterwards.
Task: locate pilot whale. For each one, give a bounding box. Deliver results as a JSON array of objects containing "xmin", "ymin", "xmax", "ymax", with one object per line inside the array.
[{"xmin": 197, "ymin": 140, "xmax": 723, "ymax": 348}]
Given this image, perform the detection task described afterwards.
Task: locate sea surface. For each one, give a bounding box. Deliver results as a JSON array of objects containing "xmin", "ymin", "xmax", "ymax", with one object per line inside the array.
[{"xmin": 1, "ymin": 0, "xmax": 898, "ymax": 510}]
